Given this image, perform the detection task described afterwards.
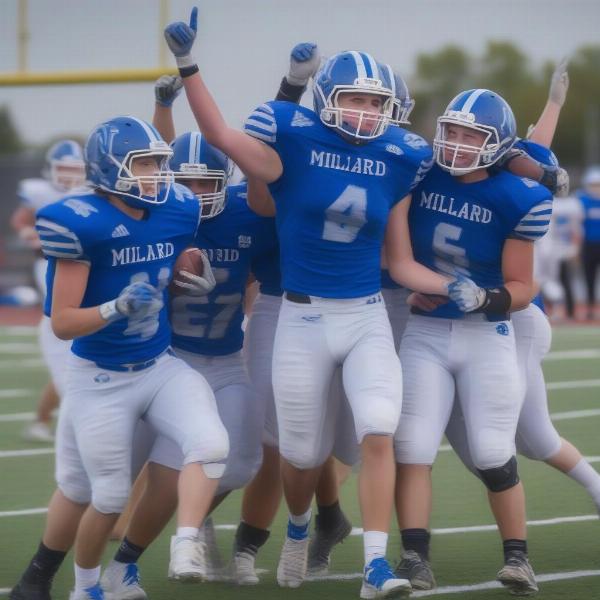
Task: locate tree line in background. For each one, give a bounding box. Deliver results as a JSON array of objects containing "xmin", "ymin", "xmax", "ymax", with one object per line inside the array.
[{"xmin": 0, "ymin": 41, "xmax": 599, "ymax": 169}]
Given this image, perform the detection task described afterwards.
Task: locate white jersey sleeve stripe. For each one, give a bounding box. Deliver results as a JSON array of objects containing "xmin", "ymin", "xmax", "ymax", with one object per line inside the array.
[
  {"xmin": 244, "ymin": 105, "xmax": 278, "ymax": 144},
  {"xmin": 36, "ymin": 217, "xmax": 84, "ymax": 259},
  {"xmin": 511, "ymin": 200, "xmax": 552, "ymax": 241}
]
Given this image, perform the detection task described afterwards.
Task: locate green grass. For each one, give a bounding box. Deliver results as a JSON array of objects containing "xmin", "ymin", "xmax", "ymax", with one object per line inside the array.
[{"xmin": 0, "ymin": 324, "xmax": 599, "ymax": 599}]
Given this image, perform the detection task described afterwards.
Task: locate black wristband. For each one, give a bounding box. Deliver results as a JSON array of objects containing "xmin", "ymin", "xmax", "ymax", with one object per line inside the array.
[
  {"xmin": 178, "ymin": 64, "xmax": 199, "ymax": 78},
  {"xmin": 477, "ymin": 286, "xmax": 512, "ymax": 315},
  {"xmin": 275, "ymin": 77, "xmax": 306, "ymax": 103}
]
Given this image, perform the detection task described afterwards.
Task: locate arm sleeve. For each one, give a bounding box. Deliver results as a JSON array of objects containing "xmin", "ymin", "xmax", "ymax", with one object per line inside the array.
[
  {"xmin": 35, "ymin": 216, "xmax": 88, "ymax": 262},
  {"xmin": 510, "ymin": 199, "xmax": 553, "ymax": 241},
  {"xmin": 275, "ymin": 77, "xmax": 306, "ymax": 103},
  {"xmin": 244, "ymin": 103, "xmax": 278, "ymax": 145}
]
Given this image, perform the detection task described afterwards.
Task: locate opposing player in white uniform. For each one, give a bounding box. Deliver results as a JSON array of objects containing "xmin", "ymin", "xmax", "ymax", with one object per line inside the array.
[
  {"xmin": 393, "ymin": 89, "xmax": 553, "ymax": 596},
  {"xmin": 163, "ymin": 10, "xmax": 459, "ymax": 598},
  {"xmin": 9, "ymin": 116, "xmax": 228, "ymax": 600},
  {"xmin": 10, "ymin": 141, "xmax": 86, "ymax": 442}
]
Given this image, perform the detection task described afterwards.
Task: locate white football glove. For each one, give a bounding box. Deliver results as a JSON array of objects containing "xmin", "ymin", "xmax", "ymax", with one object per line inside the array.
[
  {"xmin": 549, "ymin": 57, "xmax": 569, "ymax": 107},
  {"xmin": 447, "ymin": 276, "xmax": 486, "ymax": 313},
  {"xmin": 287, "ymin": 42, "xmax": 321, "ymax": 87},
  {"xmin": 173, "ymin": 251, "xmax": 216, "ymax": 296},
  {"xmin": 116, "ymin": 281, "xmax": 163, "ymax": 319}
]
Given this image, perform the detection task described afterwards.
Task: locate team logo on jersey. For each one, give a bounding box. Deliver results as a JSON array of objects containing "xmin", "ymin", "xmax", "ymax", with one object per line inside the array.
[
  {"xmin": 310, "ymin": 150, "xmax": 386, "ymax": 177},
  {"xmin": 496, "ymin": 323, "xmax": 509, "ymax": 336},
  {"xmin": 403, "ymin": 133, "xmax": 429, "ymax": 150},
  {"xmin": 301, "ymin": 314, "xmax": 322, "ymax": 322},
  {"xmin": 64, "ymin": 198, "xmax": 99, "ymax": 217},
  {"xmin": 111, "ymin": 224, "xmax": 130, "ymax": 238},
  {"xmin": 111, "ymin": 242, "xmax": 174, "ymax": 266},
  {"xmin": 385, "ymin": 144, "xmax": 403, "ymax": 156},
  {"xmin": 291, "ymin": 111, "xmax": 315, "ymax": 128},
  {"xmin": 94, "ymin": 372, "xmax": 110, "ymax": 383},
  {"xmin": 238, "ymin": 235, "xmax": 252, "ymax": 248}
]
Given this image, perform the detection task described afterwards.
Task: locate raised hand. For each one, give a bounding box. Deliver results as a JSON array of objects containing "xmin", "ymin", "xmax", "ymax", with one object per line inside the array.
[
  {"xmin": 549, "ymin": 57, "xmax": 569, "ymax": 107},
  {"xmin": 155, "ymin": 75, "xmax": 183, "ymax": 107},
  {"xmin": 287, "ymin": 42, "xmax": 321, "ymax": 86},
  {"xmin": 164, "ymin": 6, "xmax": 198, "ymax": 61}
]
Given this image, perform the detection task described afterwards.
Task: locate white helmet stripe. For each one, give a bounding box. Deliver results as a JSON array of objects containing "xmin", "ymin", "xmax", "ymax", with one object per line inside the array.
[
  {"xmin": 461, "ymin": 88, "xmax": 488, "ymax": 114},
  {"xmin": 126, "ymin": 115, "xmax": 161, "ymax": 143},
  {"xmin": 348, "ymin": 51, "xmax": 368, "ymax": 79},
  {"xmin": 383, "ymin": 64, "xmax": 396, "ymax": 97},
  {"xmin": 189, "ymin": 132, "xmax": 202, "ymax": 164},
  {"xmin": 363, "ymin": 52, "xmax": 380, "ymax": 80}
]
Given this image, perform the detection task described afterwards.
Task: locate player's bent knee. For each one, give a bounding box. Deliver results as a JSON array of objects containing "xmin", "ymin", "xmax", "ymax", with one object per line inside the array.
[
  {"xmin": 477, "ymin": 456, "xmax": 520, "ymax": 492},
  {"xmin": 202, "ymin": 462, "xmax": 226, "ymax": 479},
  {"xmin": 182, "ymin": 428, "xmax": 230, "ymax": 469},
  {"xmin": 91, "ymin": 482, "xmax": 130, "ymax": 514},
  {"xmin": 57, "ymin": 481, "xmax": 91, "ymax": 506}
]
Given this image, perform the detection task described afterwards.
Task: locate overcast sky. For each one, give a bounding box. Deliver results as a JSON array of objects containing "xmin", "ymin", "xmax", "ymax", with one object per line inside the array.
[{"xmin": 0, "ymin": 0, "xmax": 598, "ymax": 145}]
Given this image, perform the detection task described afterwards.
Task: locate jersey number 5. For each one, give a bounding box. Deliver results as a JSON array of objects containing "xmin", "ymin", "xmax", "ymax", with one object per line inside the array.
[{"xmin": 322, "ymin": 185, "xmax": 367, "ymax": 243}]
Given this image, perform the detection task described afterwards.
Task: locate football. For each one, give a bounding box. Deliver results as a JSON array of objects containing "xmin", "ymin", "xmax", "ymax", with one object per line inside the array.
[{"xmin": 169, "ymin": 248, "xmax": 205, "ymax": 296}]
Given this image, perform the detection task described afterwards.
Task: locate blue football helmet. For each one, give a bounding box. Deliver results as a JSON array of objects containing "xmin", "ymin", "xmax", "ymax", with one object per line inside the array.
[
  {"xmin": 433, "ymin": 89, "xmax": 517, "ymax": 175},
  {"xmin": 313, "ymin": 51, "xmax": 395, "ymax": 140},
  {"xmin": 170, "ymin": 131, "xmax": 231, "ymax": 219},
  {"xmin": 582, "ymin": 165, "xmax": 600, "ymax": 195},
  {"xmin": 84, "ymin": 116, "xmax": 173, "ymax": 209},
  {"xmin": 43, "ymin": 139, "xmax": 86, "ymax": 191},
  {"xmin": 388, "ymin": 69, "xmax": 415, "ymax": 126}
]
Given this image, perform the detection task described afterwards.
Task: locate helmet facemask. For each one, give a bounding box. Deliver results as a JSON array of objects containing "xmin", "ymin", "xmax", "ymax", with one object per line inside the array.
[
  {"xmin": 317, "ymin": 81, "xmax": 394, "ymax": 141},
  {"xmin": 433, "ymin": 117, "xmax": 502, "ymax": 175},
  {"xmin": 49, "ymin": 159, "xmax": 86, "ymax": 191},
  {"xmin": 110, "ymin": 142, "xmax": 174, "ymax": 206},
  {"xmin": 174, "ymin": 163, "xmax": 228, "ymax": 219}
]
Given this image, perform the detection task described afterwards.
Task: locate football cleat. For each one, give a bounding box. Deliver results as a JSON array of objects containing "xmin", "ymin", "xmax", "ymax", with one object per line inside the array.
[
  {"xmin": 100, "ymin": 561, "xmax": 147, "ymax": 600},
  {"xmin": 307, "ymin": 511, "xmax": 352, "ymax": 575},
  {"xmin": 9, "ymin": 579, "xmax": 52, "ymax": 600},
  {"xmin": 168, "ymin": 536, "xmax": 207, "ymax": 582},
  {"xmin": 394, "ymin": 550, "xmax": 436, "ymax": 590},
  {"xmin": 276, "ymin": 521, "xmax": 309, "ymax": 588},
  {"xmin": 232, "ymin": 551, "xmax": 260, "ymax": 586},
  {"xmin": 22, "ymin": 422, "xmax": 54, "ymax": 443},
  {"xmin": 68, "ymin": 583, "xmax": 108, "ymax": 600},
  {"xmin": 360, "ymin": 557, "xmax": 412, "ymax": 599},
  {"xmin": 497, "ymin": 551, "xmax": 539, "ymax": 596}
]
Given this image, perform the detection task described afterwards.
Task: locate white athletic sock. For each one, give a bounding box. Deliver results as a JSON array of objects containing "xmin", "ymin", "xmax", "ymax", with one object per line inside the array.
[
  {"xmin": 74, "ymin": 564, "xmax": 101, "ymax": 592},
  {"xmin": 176, "ymin": 526, "xmax": 200, "ymax": 540},
  {"xmin": 289, "ymin": 508, "xmax": 312, "ymax": 527},
  {"xmin": 363, "ymin": 530, "xmax": 388, "ymax": 566},
  {"xmin": 567, "ymin": 459, "xmax": 600, "ymax": 507}
]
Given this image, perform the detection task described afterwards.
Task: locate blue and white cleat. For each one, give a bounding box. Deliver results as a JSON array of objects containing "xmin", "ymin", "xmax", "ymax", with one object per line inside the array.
[
  {"xmin": 276, "ymin": 521, "xmax": 309, "ymax": 588},
  {"xmin": 360, "ymin": 557, "xmax": 412, "ymax": 599},
  {"xmin": 68, "ymin": 583, "xmax": 110, "ymax": 600},
  {"xmin": 100, "ymin": 561, "xmax": 147, "ymax": 600}
]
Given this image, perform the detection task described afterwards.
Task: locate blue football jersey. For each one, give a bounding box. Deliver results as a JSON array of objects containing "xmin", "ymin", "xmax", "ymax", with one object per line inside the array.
[
  {"xmin": 578, "ymin": 191, "xmax": 600, "ymax": 242},
  {"xmin": 409, "ymin": 165, "xmax": 553, "ymax": 319},
  {"xmin": 170, "ymin": 184, "xmax": 279, "ymax": 356},
  {"xmin": 251, "ymin": 245, "xmax": 282, "ymax": 297},
  {"xmin": 244, "ymin": 101, "xmax": 433, "ymax": 298},
  {"xmin": 36, "ymin": 186, "xmax": 200, "ymax": 365}
]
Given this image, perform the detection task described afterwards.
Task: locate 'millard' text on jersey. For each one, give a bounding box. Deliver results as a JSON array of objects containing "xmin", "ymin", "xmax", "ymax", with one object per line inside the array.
[
  {"xmin": 112, "ymin": 243, "xmax": 175, "ymax": 266},
  {"xmin": 420, "ymin": 191, "xmax": 492, "ymax": 223},
  {"xmin": 310, "ymin": 150, "xmax": 386, "ymax": 176}
]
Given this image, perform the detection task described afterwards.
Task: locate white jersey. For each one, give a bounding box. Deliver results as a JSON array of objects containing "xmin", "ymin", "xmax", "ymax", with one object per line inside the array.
[{"xmin": 17, "ymin": 178, "xmax": 88, "ymax": 213}]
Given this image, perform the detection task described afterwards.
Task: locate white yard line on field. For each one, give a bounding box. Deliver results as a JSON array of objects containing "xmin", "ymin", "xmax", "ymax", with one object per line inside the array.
[
  {"xmin": 545, "ymin": 349, "xmax": 600, "ymax": 360},
  {"xmin": 0, "ymin": 389, "xmax": 30, "ymax": 399},
  {"xmin": 0, "ymin": 359, "xmax": 44, "ymax": 368},
  {"xmin": 0, "ymin": 326, "xmax": 37, "ymax": 335},
  {"xmin": 0, "ymin": 448, "xmax": 54, "ymax": 458},
  {"xmin": 306, "ymin": 569, "xmax": 600, "ymax": 595},
  {"xmin": 546, "ymin": 378, "xmax": 600, "ymax": 391},
  {"xmin": 348, "ymin": 513, "xmax": 598, "ymax": 537},
  {"xmin": 0, "ymin": 412, "xmax": 35, "ymax": 422},
  {"xmin": 550, "ymin": 408, "xmax": 600, "ymax": 421},
  {"xmin": 0, "ymin": 343, "xmax": 40, "ymax": 354}
]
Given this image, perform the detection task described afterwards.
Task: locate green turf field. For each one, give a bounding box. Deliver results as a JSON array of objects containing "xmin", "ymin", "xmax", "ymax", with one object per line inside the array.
[{"xmin": 0, "ymin": 324, "xmax": 599, "ymax": 599}]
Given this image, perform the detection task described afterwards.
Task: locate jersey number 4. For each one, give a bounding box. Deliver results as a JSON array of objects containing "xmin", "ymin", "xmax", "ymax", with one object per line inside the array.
[{"xmin": 322, "ymin": 185, "xmax": 367, "ymax": 243}]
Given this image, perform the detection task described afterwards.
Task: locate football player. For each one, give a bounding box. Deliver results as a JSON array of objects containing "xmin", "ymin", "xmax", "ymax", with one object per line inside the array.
[
  {"xmin": 10, "ymin": 140, "xmax": 86, "ymax": 442},
  {"xmin": 9, "ymin": 116, "xmax": 228, "ymax": 600},
  {"xmin": 163, "ymin": 9, "xmax": 456, "ymax": 598},
  {"xmin": 392, "ymin": 89, "xmax": 553, "ymax": 596}
]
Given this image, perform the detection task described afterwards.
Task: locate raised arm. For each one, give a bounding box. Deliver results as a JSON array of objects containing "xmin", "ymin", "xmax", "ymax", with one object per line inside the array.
[
  {"xmin": 152, "ymin": 74, "xmax": 183, "ymax": 143},
  {"xmin": 384, "ymin": 196, "xmax": 451, "ymax": 295},
  {"xmin": 164, "ymin": 8, "xmax": 282, "ymax": 183},
  {"xmin": 527, "ymin": 57, "xmax": 569, "ymax": 147}
]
